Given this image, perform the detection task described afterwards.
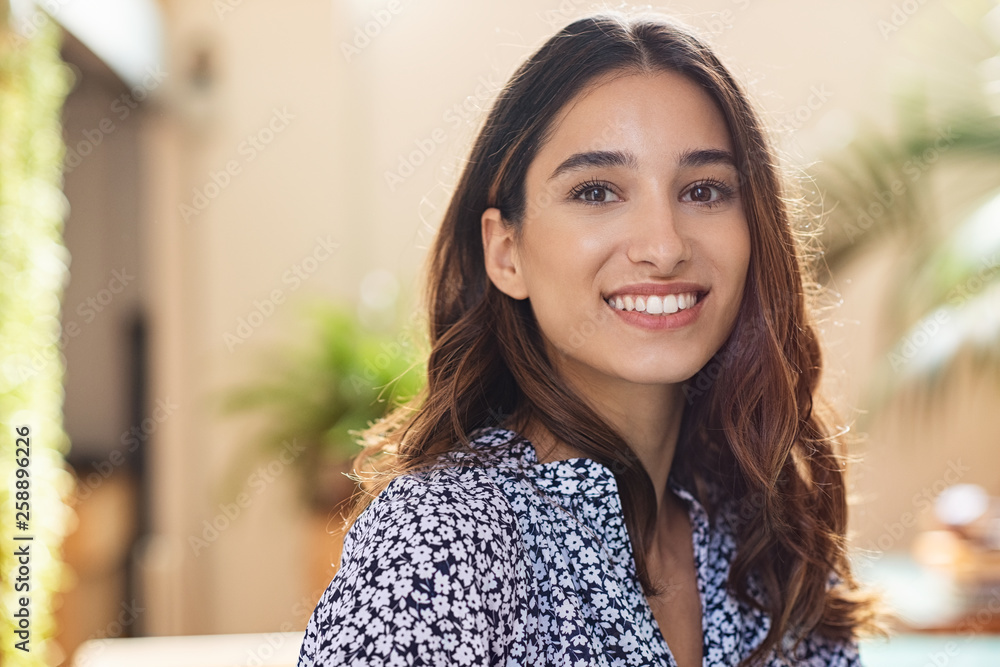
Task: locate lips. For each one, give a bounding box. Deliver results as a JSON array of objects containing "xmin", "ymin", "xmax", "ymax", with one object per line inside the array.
[{"xmin": 600, "ymin": 281, "xmax": 709, "ymax": 330}]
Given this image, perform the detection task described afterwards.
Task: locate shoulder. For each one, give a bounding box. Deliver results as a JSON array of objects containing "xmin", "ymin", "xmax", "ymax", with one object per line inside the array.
[
  {"xmin": 346, "ymin": 424, "xmax": 536, "ymax": 562},
  {"xmin": 331, "ymin": 457, "xmax": 527, "ymax": 595},
  {"xmin": 349, "ymin": 462, "xmax": 523, "ymax": 561},
  {"xmin": 297, "ymin": 458, "xmax": 528, "ymax": 666}
]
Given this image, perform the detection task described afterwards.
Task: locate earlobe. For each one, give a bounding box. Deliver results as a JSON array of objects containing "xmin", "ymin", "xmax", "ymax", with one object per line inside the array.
[{"xmin": 481, "ymin": 207, "xmax": 529, "ymax": 300}]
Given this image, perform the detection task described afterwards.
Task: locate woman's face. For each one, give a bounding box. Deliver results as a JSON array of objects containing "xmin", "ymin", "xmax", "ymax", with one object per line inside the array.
[{"xmin": 482, "ymin": 69, "xmax": 750, "ymax": 402}]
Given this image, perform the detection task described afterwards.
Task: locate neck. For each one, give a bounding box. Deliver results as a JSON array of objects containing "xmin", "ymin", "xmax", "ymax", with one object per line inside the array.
[{"xmin": 522, "ymin": 375, "xmax": 687, "ymax": 527}]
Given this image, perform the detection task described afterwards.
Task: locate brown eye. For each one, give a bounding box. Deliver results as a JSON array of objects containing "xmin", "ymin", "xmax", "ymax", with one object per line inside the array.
[
  {"xmin": 572, "ymin": 182, "xmax": 621, "ymax": 203},
  {"xmin": 690, "ymin": 185, "xmax": 714, "ymax": 202},
  {"xmin": 584, "ymin": 187, "xmax": 608, "ymax": 202},
  {"xmin": 682, "ymin": 179, "xmax": 734, "ymax": 208}
]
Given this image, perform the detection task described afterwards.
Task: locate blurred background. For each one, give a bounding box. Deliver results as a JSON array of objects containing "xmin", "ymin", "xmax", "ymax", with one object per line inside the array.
[{"xmin": 2, "ymin": 0, "xmax": 1000, "ymax": 665}]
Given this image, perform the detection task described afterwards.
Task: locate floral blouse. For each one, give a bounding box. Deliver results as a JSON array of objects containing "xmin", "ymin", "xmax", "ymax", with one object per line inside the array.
[{"xmin": 297, "ymin": 426, "xmax": 862, "ymax": 666}]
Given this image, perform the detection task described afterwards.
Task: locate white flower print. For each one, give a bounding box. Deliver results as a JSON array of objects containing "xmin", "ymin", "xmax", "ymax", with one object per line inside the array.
[{"xmin": 297, "ymin": 426, "xmax": 864, "ymax": 667}]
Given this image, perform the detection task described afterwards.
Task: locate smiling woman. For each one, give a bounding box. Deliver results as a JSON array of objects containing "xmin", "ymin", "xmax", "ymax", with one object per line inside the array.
[{"xmin": 298, "ymin": 11, "xmax": 882, "ymax": 667}]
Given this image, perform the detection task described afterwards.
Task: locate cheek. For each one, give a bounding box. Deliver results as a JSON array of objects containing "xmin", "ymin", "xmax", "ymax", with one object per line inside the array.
[
  {"xmin": 695, "ymin": 218, "xmax": 750, "ymax": 278},
  {"xmin": 722, "ymin": 218, "xmax": 751, "ymax": 281},
  {"xmin": 520, "ymin": 215, "xmax": 604, "ymax": 286},
  {"xmin": 703, "ymin": 220, "xmax": 750, "ymax": 327},
  {"xmin": 726, "ymin": 230, "xmax": 751, "ymax": 332}
]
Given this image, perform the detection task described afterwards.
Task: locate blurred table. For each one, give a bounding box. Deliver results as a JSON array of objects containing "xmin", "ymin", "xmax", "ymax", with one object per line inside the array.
[
  {"xmin": 860, "ymin": 634, "xmax": 1000, "ymax": 666},
  {"xmin": 69, "ymin": 628, "xmax": 1000, "ymax": 666},
  {"xmin": 854, "ymin": 551, "xmax": 1000, "ymax": 630},
  {"xmin": 853, "ymin": 550, "xmax": 1000, "ymax": 664},
  {"xmin": 71, "ymin": 632, "xmax": 305, "ymax": 667}
]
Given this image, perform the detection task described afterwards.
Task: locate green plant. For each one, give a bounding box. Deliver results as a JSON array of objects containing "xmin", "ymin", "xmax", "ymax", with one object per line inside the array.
[
  {"xmin": 810, "ymin": 0, "xmax": 1000, "ymax": 415},
  {"xmin": 0, "ymin": 6, "xmax": 74, "ymax": 666},
  {"xmin": 219, "ymin": 298, "xmax": 426, "ymax": 511}
]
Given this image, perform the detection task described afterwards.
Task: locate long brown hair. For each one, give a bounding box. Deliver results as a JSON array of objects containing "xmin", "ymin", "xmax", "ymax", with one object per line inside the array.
[{"xmin": 348, "ymin": 11, "xmax": 880, "ymax": 665}]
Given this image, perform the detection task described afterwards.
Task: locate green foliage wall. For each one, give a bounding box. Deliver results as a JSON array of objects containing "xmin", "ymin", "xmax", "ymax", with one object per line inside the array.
[{"xmin": 0, "ymin": 8, "xmax": 74, "ymax": 667}]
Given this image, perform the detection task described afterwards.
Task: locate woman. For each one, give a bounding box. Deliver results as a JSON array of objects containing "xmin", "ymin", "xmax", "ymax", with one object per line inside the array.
[{"xmin": 298, "ymin": 11, "xmax": 880, "ymax": 667}]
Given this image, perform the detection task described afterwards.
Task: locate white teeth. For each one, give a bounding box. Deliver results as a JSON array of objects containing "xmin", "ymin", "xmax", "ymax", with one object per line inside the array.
[{"xmin": 606, "ymin": 292, "xmax": 699, "ymax": 315}]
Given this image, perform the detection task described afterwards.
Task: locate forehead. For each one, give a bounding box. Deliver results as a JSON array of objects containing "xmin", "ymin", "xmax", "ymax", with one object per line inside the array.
[{"xmin": 532, "ymin": 69, "xmax": 733, "ymax": 172}]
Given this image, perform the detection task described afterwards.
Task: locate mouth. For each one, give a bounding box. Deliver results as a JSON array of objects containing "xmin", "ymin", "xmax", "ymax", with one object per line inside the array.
[{"xmin": 602, "ymin": 290, "xmax": 706, "ymax": 316}]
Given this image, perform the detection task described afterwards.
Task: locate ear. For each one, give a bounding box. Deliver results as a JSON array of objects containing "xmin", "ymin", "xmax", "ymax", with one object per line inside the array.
[{"xmin": 481, "ymin": 207, "xmax": 529, "ymax": 300}]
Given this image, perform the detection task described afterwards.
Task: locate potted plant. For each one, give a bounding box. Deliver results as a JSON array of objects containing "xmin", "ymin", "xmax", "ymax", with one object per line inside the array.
[
  {"xmin": 218, "ymin": 296, "xmax": 425, "ymax": 589},
  {"xmin": 221, "ymin": 296, "xmax": 425, "ymax": 508}
]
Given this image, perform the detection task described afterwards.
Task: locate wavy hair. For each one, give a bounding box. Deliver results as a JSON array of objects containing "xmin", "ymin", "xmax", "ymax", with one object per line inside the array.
[{"xmin": 347, "ymin": 12, "xmax": 880, "ymax": 665}]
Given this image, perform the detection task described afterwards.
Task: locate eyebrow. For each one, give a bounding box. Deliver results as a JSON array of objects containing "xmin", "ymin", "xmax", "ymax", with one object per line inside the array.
[
  {"xmin": 547, "ymin": 147, "xmax": 736, "ymax": 181},
  {"xmin": 547, "ymin": 150, "xmax": 638, "ymax": 181},
  {"xmin": 676, "ymin": 148, "xmax": 736, "ymax": 169}
]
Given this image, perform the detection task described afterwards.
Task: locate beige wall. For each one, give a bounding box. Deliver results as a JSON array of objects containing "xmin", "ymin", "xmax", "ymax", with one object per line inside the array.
[
  {"xmin": 128, "ymin": 0, "xmax": 994, "ymax": 635},
  {"xmin": 60, "ymin": 34, "xmax": 145, "ymax": 458}
]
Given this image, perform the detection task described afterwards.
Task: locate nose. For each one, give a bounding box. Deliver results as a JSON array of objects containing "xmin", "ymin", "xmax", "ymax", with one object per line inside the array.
[{"xmin": 625, "ymin": 196, "xmax": 691, "ymax": 272}]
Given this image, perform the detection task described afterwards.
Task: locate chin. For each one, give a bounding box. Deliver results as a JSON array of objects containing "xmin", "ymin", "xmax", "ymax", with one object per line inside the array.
[{"xmin": 617, "ymin": 364, "xmax": 706, "ymax": 387}]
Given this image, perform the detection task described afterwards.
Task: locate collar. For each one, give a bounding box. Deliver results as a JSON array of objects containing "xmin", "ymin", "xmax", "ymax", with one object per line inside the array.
[
  {"xmin": 466, "ymin": 426, "xmax": 712, "ymax": 566},
  {"xmin": 466, "ymin": 425, "xmax": 744, "ymax": 665}
]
